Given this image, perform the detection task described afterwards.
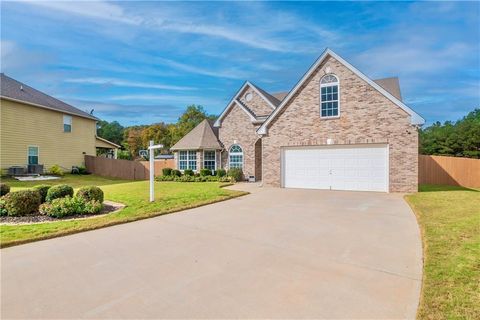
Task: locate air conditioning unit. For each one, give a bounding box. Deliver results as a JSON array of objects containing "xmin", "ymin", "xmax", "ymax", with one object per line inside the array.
[
  {"xmin": 248, "ymin": 175, "xmax": 256, "ymax": 182},
  {"xmin": 8, "ymin": 166, "xmax": 26, "ymax": 175},
  {"xmin": 28, "ymin": 164, "xmax": 44, "ymax": 174}
]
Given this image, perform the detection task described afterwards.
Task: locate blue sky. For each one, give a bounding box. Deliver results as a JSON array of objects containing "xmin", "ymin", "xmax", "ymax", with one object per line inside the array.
[{"xmin": 1, "ymin": 1, "xmax": 479, "ymax": 126}]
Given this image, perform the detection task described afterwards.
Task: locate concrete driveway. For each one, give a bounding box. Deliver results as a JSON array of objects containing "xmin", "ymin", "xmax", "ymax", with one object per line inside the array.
[{"xmin": 1, "ymin": 184, "xmax": 422, "ymax": 319}]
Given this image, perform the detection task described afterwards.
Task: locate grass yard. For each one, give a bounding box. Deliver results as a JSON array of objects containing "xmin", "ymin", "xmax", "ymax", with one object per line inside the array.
[
  {"xmin": 405, "ymin": 185, "xmax": 480, "ymax": 320},
  {"xmin": 0, "ymin": 175, "xmax": 247, "ymax": 248}
]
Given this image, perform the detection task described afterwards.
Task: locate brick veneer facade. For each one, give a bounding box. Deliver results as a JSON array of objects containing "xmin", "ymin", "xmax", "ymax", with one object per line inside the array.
[
  {"xmin": 261, "ymin": 56, "xmax": 419, "ymax": 192},
  {"xmin": 218, "ymin": 93, "xmax": 266, "ymax": 181},
  {"xmin": 238, "ymin": 87, "xmax": 274, "ymax": 117}
]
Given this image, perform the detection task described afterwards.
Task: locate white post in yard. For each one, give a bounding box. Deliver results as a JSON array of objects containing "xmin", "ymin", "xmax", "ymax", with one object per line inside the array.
[
  {"xmin": 148, "ymin": 140, "xmax": 164, "ymax": 202},
  {"xmin": 149, "ymin": 140, "xmax": 154, "ymax": 202}
]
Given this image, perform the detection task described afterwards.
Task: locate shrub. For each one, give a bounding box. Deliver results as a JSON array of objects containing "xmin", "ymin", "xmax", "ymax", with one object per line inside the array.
[
  {"xmin": 2, "ymin": 190, "xmax": 41, "ymax": 216},
  {"xmin": 219, "ymin": 176, "xmax": 235, "ymax": 183},
  {"xmin": 216, "ymin": 169, "xmax": 226, "ymax": 177},
  {"xmin": 49, "ymin": 164, "xmax": 64, "ymax": 176},
  {"xmin": 0, "ymin": 198, "xmax": 7, "ymax": 216},
  {"xmin": 184, "ymin": 169, "xmax": 194, "ymax": 176},
  {"xmin": 84, "ymin": 200, "xmax": 103, "ymax": 214},
  {"xmin": 39, "ymin": 196, "xmax": 83, "ymax": 218},
  {"xmin": 162, "ymin": 168, "xmax": 173, "ymax": 176},
  {"xmin": 171, "ymin": 169, "xmax": 181, "ymax": 177},
  {"xmin": 77, "ymin": 166, "xmax": 88, "ymax": 175},
  {"xmin": 0, "ymin": 183, "xmax": 10, "ymax": 196},
  {"xmin": 33, "ymin": 185, "xmax": 51, "ymax": 203},
  {"xmin": 227, "ymin": 168, "xmax": 243, "ymax": 181},
  {"xmin": 77, "ymin": 186, "xmax": 104, "ymax": 203},
  {"xmin": 200, "ymin": 169, "xmax": 212, "ymax": 176},
  {"xmin": 156, "ymin": 175, "xmax": 175, "ymax": 181},
  {"xmin": 46, "ymin": 184, "xmax": 74, "ymax": 202}
]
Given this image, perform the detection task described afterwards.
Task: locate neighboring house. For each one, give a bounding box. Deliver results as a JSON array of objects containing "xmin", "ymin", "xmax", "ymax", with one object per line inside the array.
[
  {"xmin": 0, "ymin": 73, "xmax": 119, "ymax": 173},
  {"xmin": 171, "ymin": 49, "xmax": 425, "ymax": 192}
]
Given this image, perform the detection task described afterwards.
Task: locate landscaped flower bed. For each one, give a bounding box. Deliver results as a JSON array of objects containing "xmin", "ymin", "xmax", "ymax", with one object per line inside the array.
[
  {"xmin": 156, "ymin": 168, "xmax": 241, "ymax": 183},
  {"xmin": 0, "ymin": 183, "xmax": 117, "ymax": 223}
]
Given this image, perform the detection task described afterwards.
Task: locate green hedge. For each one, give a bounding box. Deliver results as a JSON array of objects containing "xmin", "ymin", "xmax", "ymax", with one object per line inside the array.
[
  {"xmin": 227, "ymin": 168, "xmax": 244, "ymax": 181},
  {"xmin": 2, "ymin": 190, "xmax": 41, "ymax": 216},
  {"xmin": 0, "ymin": 183, "xmax": 10, "ymax": 196},
  {"xmin": 46, "ymin": 184, "xmax": 74, "ymax": 202},
  {"xmin": 39, "ymin": 196, "xmax": 103, "ymax": 218},
  {"xmin": 33, "ymin": 185, "xmax": 51, "ymax": 203},
  {"xmin": 76, "ymin": 186, "xmax": 104, "ymax": 203}
]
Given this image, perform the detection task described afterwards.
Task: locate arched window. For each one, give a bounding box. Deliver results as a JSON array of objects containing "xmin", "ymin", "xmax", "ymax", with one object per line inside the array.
[
  {"xmin": 229, "ymin": 144, "xmax": 243, "ymax": 169},
  {"xmin": 320, "ymin": 74, "xmax": 339, "ymax": 118}
]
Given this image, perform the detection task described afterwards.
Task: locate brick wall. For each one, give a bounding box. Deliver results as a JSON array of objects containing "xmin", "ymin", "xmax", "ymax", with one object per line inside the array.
[{"xmin": 261, "ymin": 56, "xmax": 418, "ymax": 192}]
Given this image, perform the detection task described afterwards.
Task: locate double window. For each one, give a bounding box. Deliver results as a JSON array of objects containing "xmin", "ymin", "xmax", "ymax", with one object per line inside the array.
[
  {"xmin": 203, "ymin": 150, "xmax": 216, "ymax": 171},
  {"xmin": 63, "ymin": 115, "xmax": 72, "ymax": 132},
  {"xmin": 229, "ymin": 145, "xmax": 243, "ymax": 169},
  {"xmin": 28, "ymin": 146, "xmax": 39, "ymax": 165},
  {"xmin": 179, "ymin": 150, "xmax": 197, "ymax": 171},
  {"xmin": 320, "ymin": 74, "xmax": 339, "ymax": 118}
]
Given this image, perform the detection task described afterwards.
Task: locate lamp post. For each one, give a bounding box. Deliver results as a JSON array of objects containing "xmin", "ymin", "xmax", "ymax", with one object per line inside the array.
[{"xmin": 148, "ymin": 140, "xmax": 164, "ymax": 202}]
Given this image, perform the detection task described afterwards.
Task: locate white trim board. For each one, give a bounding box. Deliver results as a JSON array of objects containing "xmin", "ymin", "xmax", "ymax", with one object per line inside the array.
[
  {"xmin": 214, "ymin": 81, "xmax": 277, "ymax": 127},
  {"xmin": 257, "ymin": 48, "xmax": 425, "ymax": 135}
]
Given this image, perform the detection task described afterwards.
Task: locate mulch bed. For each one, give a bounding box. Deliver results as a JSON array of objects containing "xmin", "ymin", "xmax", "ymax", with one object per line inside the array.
[{"xmin": 0, "ymin": 201, "xmax": 125, "ymax": 225}]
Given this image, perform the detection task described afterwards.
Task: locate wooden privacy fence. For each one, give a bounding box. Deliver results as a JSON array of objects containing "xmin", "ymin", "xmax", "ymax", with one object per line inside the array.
[
  {"xmin": 419, "ymin": 155, "xmax": 480, "ymax": 188},
  {"xmin": 85, "ymin": 155, "xmax": 175, "ymax": 180}
]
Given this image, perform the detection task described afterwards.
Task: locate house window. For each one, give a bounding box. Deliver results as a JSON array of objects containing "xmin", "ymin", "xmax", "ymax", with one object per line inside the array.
[
  {"xmin": 63, "ymin": 115, "xmax": 72, "ymax": 132},
  {"xmin": 28, "ymin": 146, "xmax": 39, "ymax": 165},
  {"xmin": 229, "ymin": 144, "xmax": 243, "ymax": 169},
  {"xmin": 320, "ymin": 74, "xmax": 339, "ymax": 118},
  {"xmin": 204, "ymin": 150, "xmax": 216, "ymax": 171},
  {"xmin": 179, "ymin": 150, "xmax": 197, "ymax": 171}
]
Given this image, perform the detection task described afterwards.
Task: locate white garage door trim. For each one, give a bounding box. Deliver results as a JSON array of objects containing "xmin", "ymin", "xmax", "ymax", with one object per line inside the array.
[{"xmin": 281, "ymin": 144, "xmax": 389, "ymax": 192}]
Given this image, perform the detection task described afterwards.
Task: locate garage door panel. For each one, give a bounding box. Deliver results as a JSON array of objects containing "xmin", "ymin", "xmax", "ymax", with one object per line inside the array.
[{"xmin": 283, "ymin": 145, "xmax": 388, "ymax": 192}]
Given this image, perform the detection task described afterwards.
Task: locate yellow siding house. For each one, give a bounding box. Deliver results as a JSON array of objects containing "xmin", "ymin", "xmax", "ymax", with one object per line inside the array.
[{"xmin": 0, "ymin": 73, "xmax": 118, "ymax": 174}]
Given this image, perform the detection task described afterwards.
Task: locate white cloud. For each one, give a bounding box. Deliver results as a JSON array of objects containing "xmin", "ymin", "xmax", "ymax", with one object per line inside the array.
[
  {"xmin": 64, "ymin": 77, "xmax": 196, "ymax": 91},
  {"xmin": 19, "ymin": 0, "xmax": 140, "ymax": 25}
]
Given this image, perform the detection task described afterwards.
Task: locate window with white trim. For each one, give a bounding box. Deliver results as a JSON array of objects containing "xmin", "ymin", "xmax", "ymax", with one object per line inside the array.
[
  {"xmin": 229, "ymin": 145, "xmax": 243, "ymax": 169},
  {"xmin": 203, "ymin": 150, "xmax": 216, "ymax": 171},
  {"xmin": 179, "ymin": 150, "xmax": 197, "ymax": 171},
  {"xmin": 63, "ymin": 115, "xmax": 72, "ymax": 132},
  {"xmin": 320, "ymin": 74, "xmax": 339, "ymax": 118},
  {"xmin": 28, "ymin": 146, "xmax": 39, "ymax": 165}
]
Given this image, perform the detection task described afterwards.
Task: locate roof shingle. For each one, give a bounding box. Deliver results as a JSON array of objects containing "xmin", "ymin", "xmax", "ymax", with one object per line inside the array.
[
  {"xmin": 0, "ymin": 73, "xmax": 98, "ymax": 120},
  {"xmin": 170, "ymin": 119, "xmax": 222, "ymax": 150}
]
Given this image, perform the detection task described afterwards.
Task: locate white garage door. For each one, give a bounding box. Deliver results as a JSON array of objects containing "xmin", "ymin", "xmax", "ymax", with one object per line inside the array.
[{"xmin": 283, "ymin": 144, "xmax": 389, "ymax": 192}]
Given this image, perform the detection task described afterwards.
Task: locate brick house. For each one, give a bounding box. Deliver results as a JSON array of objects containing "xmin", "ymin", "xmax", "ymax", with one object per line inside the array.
[{"xmin": 171, "ymin": 49, "xmax": 424, "ymax": 192}]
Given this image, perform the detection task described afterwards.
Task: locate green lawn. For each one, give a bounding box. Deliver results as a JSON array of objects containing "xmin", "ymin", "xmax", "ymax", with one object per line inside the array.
[
  {"xmin": 1, "ymin": 174, "xmax": 132, "ymax": 189},
  {"xmin": 405, "ymin": 185, "xmax": 480, "ymax": 320},
  {"xmin": 0, "ymin": 175, "xmax": 247, "ymax": 248}
]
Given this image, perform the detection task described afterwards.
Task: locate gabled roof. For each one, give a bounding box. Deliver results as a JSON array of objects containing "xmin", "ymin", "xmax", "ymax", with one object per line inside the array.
[
  {"xmin": 0, "ymin": 73, "xmax": 98, "ymax": 121},
  {"xmin": 170, "ymin": 119, "xmax": 222, "ymax": 150},
  {"xmin": 95, "ymin": 136, "xmax": 121, "ymax": 149},
  {"xmin": 214, "ymin": 81, "xmax": 278, "ymax": 127},
  {"xmin": 271, "ymin": 92, "xmax": 289, "ymax": 102},
  {"xmin": 257, "ymin": 48, "xmax": 425, "ymax": 135},
  {"xmin": 373, "ymin": 77, "xmax": 402, "ymax": 101}
]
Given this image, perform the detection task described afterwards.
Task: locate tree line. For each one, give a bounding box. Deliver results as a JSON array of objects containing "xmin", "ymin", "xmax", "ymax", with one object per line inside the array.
[
  {"xmin": 419, "ymin": 108, "xmax": 479, "ymax": 158},
  {"xmin": 97, "ymin": 105, "xmax": 215, "ymax": 159},
  {"xmin": 97, "ymin": 105, "xmax": 480, "ymax": 160}
]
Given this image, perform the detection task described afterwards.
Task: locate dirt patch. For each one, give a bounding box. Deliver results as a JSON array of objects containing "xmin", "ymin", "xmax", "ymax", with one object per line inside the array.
[{"xmin": 0, "ymin": 200, "xmax": 125, "ymax": 225}]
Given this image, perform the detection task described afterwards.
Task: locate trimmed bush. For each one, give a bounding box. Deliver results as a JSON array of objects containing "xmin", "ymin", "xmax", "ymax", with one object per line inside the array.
[
  {"xmin": 76, "ymin": 186, "xmax": 104, "ymax": 203},
  {"xmin": 184, "ymin": 169, "xmax": 194, "ymax": 176},
  {"xmin": 33, "ymin": 185, "xmax": 51, "ymax": 203},
  {"xmin": 227, "ymin": 168, "xmax": 243, "ymax": 181},
  {"xmin": 2, "ymin": 190, "xmax": 41, "ymax": 216},
  {"xmin": 171, "ymin": 169, "xmax": 181, "ymax": 177},
  {"xmin": 46, "ymin": 184, "xmax": 74, "ymax": 202},
  {"xmin": 0, "ymin": 183, "xmax": 10, "ymax": 196},
  {"xmin": 0, "ymin": 198, "xmax": 7, "ymax": 216},
  {"xmin": 219, "ymin": 176, "xmax": 234, "ymax": 183},
  {"xmin": 49, "ymin": 164, "xmax": 64, "ymax": 176},
  {"xmin": 200, "ymin": 169, "xmax": 212, "ymax": 176},
  {"xmin": 39, "ymin": 196, "xmax": 103, "ymax": 218},
  {"xmin": 216, "ymin": 169, "xmax": 226, "ymax": 177},
  {"xmin": 162, "ymin": 168, "xmax": 173, "ymax": 176}
]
